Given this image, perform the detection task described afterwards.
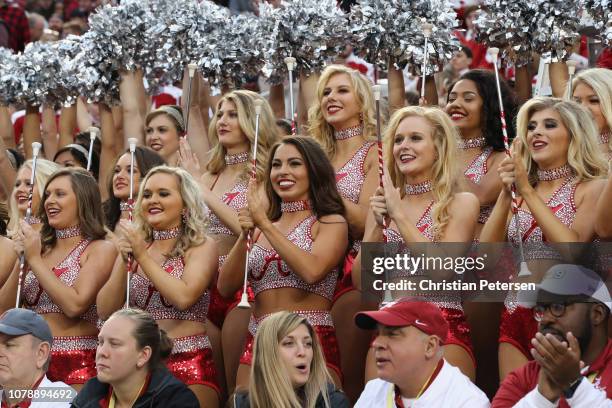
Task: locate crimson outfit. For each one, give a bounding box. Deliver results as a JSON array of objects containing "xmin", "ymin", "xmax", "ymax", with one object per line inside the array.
[
  {"xmin": 333, "ymin": 141, "xmax": 376, "ymax": 300},
  {"xmin": 464, "ymin": 146, "xmax": 495, "ymax": 224},
  {"xmin": 385, "ymin": 202, "xmax": 475, "ymax": 365},
  {"xmin": 23, "ymin": 239, "xmax": 98, "ymax": 385},
  {"xmin": 130, "ymin": 255, "xmax": 220, "ymax": 395},
  {"xmin": 204, "ymin": 177, "xmax": 254, "ymax": 327},
  {"xmin": 238, "ymin": 215, "xmax": 342, "ymax": 379},
  {"xmin": 492, "ymin": 339, "xmax": 612, "ymax": 407},
  {"xmin": 501, "ymin": 177, "xmax": 580, "ymax": 359}
]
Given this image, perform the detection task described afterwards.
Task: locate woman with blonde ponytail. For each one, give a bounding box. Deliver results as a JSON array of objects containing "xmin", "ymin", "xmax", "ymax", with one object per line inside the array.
[
  {"xmin": 231, "ymin": 311, "xmax": 349, "ymax": 408},
  {"xmin": 352, "ymin": 106, "xmax": 480, "ymax": 382}
]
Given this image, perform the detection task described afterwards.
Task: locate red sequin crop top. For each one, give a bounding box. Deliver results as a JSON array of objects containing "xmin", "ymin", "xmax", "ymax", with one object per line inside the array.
[
  {"xmin": 204, "ymin": 178, "xmax": 248, "ymax": 236},
  {"xmin": 335, "ymin": 142, "xmax": 376, "ymax": 204},
  {"xmin": 130, "ymin": 255, "xmax": 210, "ymax": 323},
  {"xmin": 248, "ymin": 216, "xmax": 338, "ymax": 301},
  {"xmin": 23, "ymin": 239, "xmax": 99, "ymax": 326}
]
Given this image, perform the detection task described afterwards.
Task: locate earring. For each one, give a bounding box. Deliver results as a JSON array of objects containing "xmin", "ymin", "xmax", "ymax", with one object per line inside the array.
[
  {"xmin": 182, "ymin": 209, "xmax": 189, "ymax": 224},
  {"xmin": 359, "ymin": 112, "xmax": 364, "ymax": 123}
]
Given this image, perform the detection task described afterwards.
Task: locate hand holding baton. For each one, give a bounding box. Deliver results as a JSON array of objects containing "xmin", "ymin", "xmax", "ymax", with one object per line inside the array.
[
  {"xmin": 16, "ymin": 142, "xmax": 42, "ymax": 308},
  {"xmin": 489, "ymin": 47, "xmax": 530, "ymax": 277},
  {"xmin": 125, "ymin": 137, "xmax": 138, "ymax": 307},
  {"xmin": 237, "ymin": 100, "xmax": 264, "ymax": 309}
]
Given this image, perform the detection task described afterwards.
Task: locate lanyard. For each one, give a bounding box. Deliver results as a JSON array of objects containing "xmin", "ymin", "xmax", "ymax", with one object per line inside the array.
[{"xmin": 385, "ymin": 359, "xmax": 444, "ymax": 407}]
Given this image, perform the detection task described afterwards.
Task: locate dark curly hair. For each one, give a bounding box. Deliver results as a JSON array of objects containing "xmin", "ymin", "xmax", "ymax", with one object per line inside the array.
[{"xmin": 448, "ymin": 69, "xmax": 518, "ymax": 152}]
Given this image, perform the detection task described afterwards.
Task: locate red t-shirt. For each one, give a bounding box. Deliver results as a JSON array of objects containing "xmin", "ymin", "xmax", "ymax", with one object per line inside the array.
[{"xmin": 492, "ymin": 339, "xmax": 612, "ymax": 408}]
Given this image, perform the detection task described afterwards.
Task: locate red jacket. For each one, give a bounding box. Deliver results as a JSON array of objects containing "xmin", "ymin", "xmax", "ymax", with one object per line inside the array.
[{"xmin": 492, "ymin": 339, "xmax": 612, "ymax": 407}]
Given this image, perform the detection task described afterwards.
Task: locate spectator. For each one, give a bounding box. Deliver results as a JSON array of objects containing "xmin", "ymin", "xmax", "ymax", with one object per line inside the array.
[
  {"xmin": 0, "ymin": 308, "xmax": 74, "ymax": 407},
  {"xmin": 47, "ymin": 13, "xmax": 63, "ymax": 34},
  {"xmin": 354, "ymin": 300, "xmax": 490, "ymax": 407},
  {"xmin": 231, "ymin": 311, "xmax": 349, "ymax": 408},
  {"xmin": 71, "ymin": 308, "xmax": 199, "ymax": 408},
  {"xmin": 439, "ymin": 45, "xmax": 474, "ymax": 101},
  {"xmin": 28, "ymin": 11, "xmax": 46, "ymax": 42},
  {"xmin": 0, "ymin": 0, "xmax": 31, "ymax": 52},
  {"xmin": 454, "ymin": 5, "xmax": 493, "ymax": 70},
  {"xmin": 492, "ymin": 264, "xmax": 612, "ymax": 407}
]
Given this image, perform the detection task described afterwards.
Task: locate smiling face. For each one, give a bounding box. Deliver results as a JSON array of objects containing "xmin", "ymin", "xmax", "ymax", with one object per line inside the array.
[
  {"xmin": 145, "ymin": 115, "xmax": 181, "ymax": 160},
  {"xmin": 112, "ymin": 153, "xmax": 141, "ymax": 201},
  {"xmin": 572, "ymin": 82, "xmax": 608, "ymax": 134},
  {"xmin": 270, "ymin": 143, "xmax": 310, "ymax": 202},
  {"xmin": 526, "ymin": 108, "xmax": 571, "ymax": 169},
  {"xmin": 392, "ymin": 116, "xmax": 437, "ymax": 182},
  {"xmin": 140, "ymin": 172, "xmax": 183, "ymax": 230},
  {"xmin": 320, "ymin": 73, "xmax": 362, "ymax": 130},
  {"xmin": 446, "ymin": 79, "xmax": 483, "ymax": 137},
  {"xmin": 44, "ymin": 175, "xmax": 79, "ymax": 230},
  {"xmin": 0, "ymin": 334, "xmax": 47, "ymax": 387},
  {"xmin": 372, "ymin": 325, "xmax": 430, "ymax": 385},
  {"xmin": 214, "ymin": 100, "xmax": 250, "ymax": 152},
  {"xmin": 96, "ymin": 316, "xmax": 149, "ymax": 385},
  {"xmin": 13, "ymin": 166, "xmax": 39, "ymax": 215},
  {"xmin": 278, "ymin": 324, "xmax": 313, "ymax": 388}
]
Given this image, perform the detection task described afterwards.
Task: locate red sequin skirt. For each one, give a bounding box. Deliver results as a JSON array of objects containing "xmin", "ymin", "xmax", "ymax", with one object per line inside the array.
[
  {"xmin": 499, "ymin": 305, "xmax": 537, "ymax": 359},
  {"xmin": 47, "ymin": 336, "xmax": 97, "ymax": 385},
  {"xmin": 166, "ymin": 334, "xmax": 220, "ymax": 395},
  {"xmin": 239, "ymin": 310, "xmax": 342, "ymax": 380}
]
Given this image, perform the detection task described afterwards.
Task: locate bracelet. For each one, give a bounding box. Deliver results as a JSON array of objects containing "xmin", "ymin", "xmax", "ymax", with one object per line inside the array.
[{"xmin": 562, "ymin": 376, "xmax": 583, "ymax": 399}]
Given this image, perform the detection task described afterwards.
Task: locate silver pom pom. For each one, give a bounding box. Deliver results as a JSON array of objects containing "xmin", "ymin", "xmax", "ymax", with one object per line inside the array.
[
  {"xmin": 477, "ymin": 0, "xmax": 582, "ymax": 66},
  {"xmin": 0, "ymin": 48, "xmax": 20, "ymax": 106},
  {"xmin": 581, "ymin": 0, "xmax": 612, "ymax": 46},
  {"xmin": 259, "ymin": 0, "xmax": 352, "ymax": 85},
  {"xmin": 349, "ymin": 0, "xmax": 459, "ymax": 72}
]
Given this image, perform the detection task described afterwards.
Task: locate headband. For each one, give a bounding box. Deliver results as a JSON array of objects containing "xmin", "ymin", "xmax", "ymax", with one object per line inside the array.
[
  {"xmin": 64, "ymin": 143, "xmax": 89, "ymax": 159},
  {"xmin": 153, "ymin": 106, "xmax": 186, "ymax": 133}
]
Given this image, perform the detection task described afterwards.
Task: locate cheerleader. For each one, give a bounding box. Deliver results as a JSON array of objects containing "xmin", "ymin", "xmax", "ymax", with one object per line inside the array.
[
  {"xmin": 186, "ymin": 89, "xmax": 276, "ymax": 393},
  {"xmin": 569, "ymin": 68, "xmax": 612, "ymax": 160},
  {"xmin": 145, "ymin": 105, "xmax": 185, "ymax": 167},
  {"xmin": 308, "ymin": 65, "xmax": 378, "ymax": 400},
  {"xmin": 97, "ymin": 165, "xmax": 220, "ymax": 407},
  {"xmin": 218, "ymin": 136, "xmax": 348, "ymax": 390},
  {"xmin": 446, "ymin": 69, "xmax": 519, "ymax": 238},
  {"xmin": 480, "ymin": 97, "xmax": 607, "ymax": 379},
  {"xmin": 352, "ymin": 106, "xmax": 480, "ymax": 381},
  {"xmin": 0, "ymin": 168, "xmax": 116, "ymax": 389}
]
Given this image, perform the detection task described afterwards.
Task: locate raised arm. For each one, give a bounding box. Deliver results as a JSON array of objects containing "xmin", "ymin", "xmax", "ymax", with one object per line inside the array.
[
  {"xmin": 0, "ymin": 110, "xmax": 16, "ymax": 197},
  {"xmin": 0, "ymin": 105, "xmax": 15, "ymax": 149},
  {"xmin": 98, "ymin": 104, "xmax": 117, "ymax": 202},
  {"xmin": 58, "ymin": 104, "xmax": 76, "ymax": 149},
  {"xmin": 182, "ymin": 69, "xmax": 209, "ymax": 165},
  {"xmin": 40, "ymin": 106, "xmax": 58, "ymax": 160},
  {"xmin": 23, "ymin": 105, "xmax": 41, "ymax": 159},
  {"xmin": 119, "ymin": 70, "xmax": 145, "ymax": 144},
  {"xmin": 387, "ymin": 61, "xmax": 406, "ymax": 114}
]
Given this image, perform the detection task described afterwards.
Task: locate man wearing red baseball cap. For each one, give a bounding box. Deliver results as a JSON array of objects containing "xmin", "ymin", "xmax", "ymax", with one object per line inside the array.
[{"xmin": 354, "ymin": 299, "xmax": 490, "ymax": 407}]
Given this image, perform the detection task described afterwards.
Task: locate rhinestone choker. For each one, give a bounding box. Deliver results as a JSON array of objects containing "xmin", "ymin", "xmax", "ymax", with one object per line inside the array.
[
  {"xmin": 119, "ymin": 201, "xmax": 132, "ymax": 211},
  {"xmin": 404, "ymin": 180, "xmax": 433, "ymax": 195},
  {"xmin": 334, "ymin": 124, "xmax": 363, "ymax": 140},
  {"xmin": 280, "ymin": 200, "xmax": 311, "ymax": 213},
  {"xmin": 24, "ymin": 215, "xmax": 41, "ymax": 225},
  {"xmin": 152, "ymin": 226, "xmax": 181, "ymax": 240},
  {"xmin": 55, "ymin": 225, "xmax": 81, "ymax": 239},
  {"xmin": 600, "ymin": 131, "xmax": 610, "ymax": 145},
  {"xmin": 537, "ymin": 164, "xmax": 575, "ymax": 181},
  {"xmin": 224, "ymin": 151, "xmax": 250, "ymax": 165},
  {"xmin": 456, "ymin": 136, "xmax": 486, "ymax": 149}
]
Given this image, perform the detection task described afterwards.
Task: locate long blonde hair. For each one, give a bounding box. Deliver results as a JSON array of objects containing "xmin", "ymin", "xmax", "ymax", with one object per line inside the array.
[
  {"xmin": 249, "ymin": 312, "xmax": 333, "ymax": 408},
  {"xmin": 569, "ymin": 68, "xmax": 612, "ymax": 137},
  {"xmin": 206, "ymin": 90, "xmax": 277, "ymax": 181},
  {"xmin": 515, "ymin": 97, "xmax": 607, "ymax": 185},
  {"xmin": 384, "ymin": 106, "xmax": 459, "ymax": 240},
  {"xmin": 134, "ymin": 166, "xmax": 207, "ymax": 258},
  {"xmin": 8, "ymin": 159, "xmax": 60, "ymax": 231},
  {"xmin": 308, "ymin": 65, "xmax": 377, "ymax": 158}
]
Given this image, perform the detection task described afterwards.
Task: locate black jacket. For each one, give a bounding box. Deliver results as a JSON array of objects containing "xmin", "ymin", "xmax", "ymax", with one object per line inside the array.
[
  {"xmin": 70, "ymin": 367, "xmax": 199, "ymax": 408},
  {"xmin": 232, "ymin": 383, "xmax": 350, "ymax": 408}
]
